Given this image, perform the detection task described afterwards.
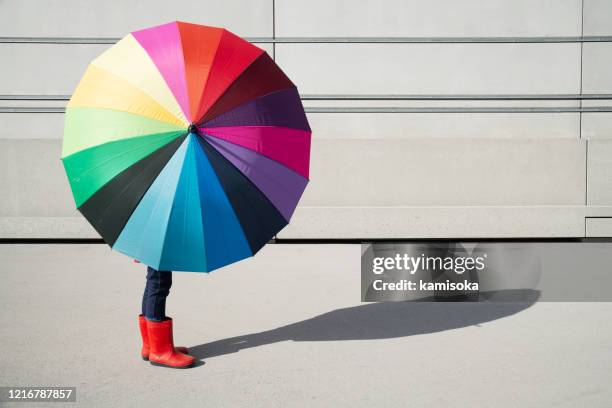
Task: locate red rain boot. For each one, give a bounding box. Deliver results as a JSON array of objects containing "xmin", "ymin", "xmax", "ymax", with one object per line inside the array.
[
  {"xmin": 147, "ymin": 318, "xmax": 195, "ymax": 368},
  {"xmin": 139, "ymin": 315, "xmax": 189, "ymax": 360}
]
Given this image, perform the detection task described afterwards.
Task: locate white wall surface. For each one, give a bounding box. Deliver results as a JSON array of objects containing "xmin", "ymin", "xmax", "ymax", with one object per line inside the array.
[
  {"xmin": 0, "ymin": 0, "xmax": 272, "ymax": 37},
  {"xmin": 275, "ymin": 43, "xmax": 581, "ymax": 95},
  {"xmin": 275, "ymin": 0, "xmax": 582, "ymax": 37},
  {"xmin": 0, "ymin": 0, "xmax": 611, "ymax": 238},
  {"xmin": 0, "ymin": 42, "xmax": 273, "ymax": 95}
]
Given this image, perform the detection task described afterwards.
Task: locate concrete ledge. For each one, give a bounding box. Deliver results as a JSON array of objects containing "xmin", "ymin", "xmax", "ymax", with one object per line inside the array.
[
  {"xmin": 586, "ymin": 218, "xmax": 612, "ymax": 237},
  {"xmin": 3, "ymin": 206, "xmax": 604, "ymax": 239},
  {"xmin": 0, "ymin": 217, "xmax": 99, "ymax": 239}
]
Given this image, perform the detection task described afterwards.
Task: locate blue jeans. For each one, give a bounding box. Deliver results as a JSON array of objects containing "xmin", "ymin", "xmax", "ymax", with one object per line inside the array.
[{"xmin": 142, "ymin": 267, "xmax": 172, "ymax": 322}]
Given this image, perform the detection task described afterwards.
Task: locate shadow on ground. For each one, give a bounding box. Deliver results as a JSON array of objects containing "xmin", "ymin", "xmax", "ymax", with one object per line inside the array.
[{"xmin": 189, "ymin": 289, "xmax": 539, "ymax": 361}]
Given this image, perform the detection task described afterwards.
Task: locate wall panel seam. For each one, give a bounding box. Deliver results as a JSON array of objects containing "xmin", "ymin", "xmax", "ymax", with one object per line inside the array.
[
  {"xmin": 4, "ymin": 94, "xmax": 612, "ymax": 101},
  {"xmin": 3, "ymin": 107, "xmax": 612, "ymax": 114},
  {"xmin": 2, "ymin": 36, "xmax": 612, "ymax": 44}
]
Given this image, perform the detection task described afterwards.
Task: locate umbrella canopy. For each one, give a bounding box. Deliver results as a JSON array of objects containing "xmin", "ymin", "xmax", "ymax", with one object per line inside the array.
[{"xmin": 62, "ymin": 21, "xmax": 311, "ymax": 272}]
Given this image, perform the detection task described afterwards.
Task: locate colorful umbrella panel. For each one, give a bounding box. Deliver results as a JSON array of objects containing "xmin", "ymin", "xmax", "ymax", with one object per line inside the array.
[{"xmin": 62, "ymin": 22, "xmax": 311, "ymax": 272}]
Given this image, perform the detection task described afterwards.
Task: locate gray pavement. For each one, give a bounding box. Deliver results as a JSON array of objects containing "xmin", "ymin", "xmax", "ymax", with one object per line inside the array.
[{"xmin": 1, "ymin": 244, "xmax": 611, "ymax": 407}]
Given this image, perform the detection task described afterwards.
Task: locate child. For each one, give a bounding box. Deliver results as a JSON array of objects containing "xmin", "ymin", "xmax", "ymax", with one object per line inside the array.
[{"xmin": 138, "ymin": 266, "xmax": 195, "ymax": 368}]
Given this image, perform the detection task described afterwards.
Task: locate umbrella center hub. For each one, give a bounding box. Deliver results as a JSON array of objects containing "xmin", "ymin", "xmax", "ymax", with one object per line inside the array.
[{"xmin": 188, "ymin": 124, "xmax": 198, "ymax": 134}]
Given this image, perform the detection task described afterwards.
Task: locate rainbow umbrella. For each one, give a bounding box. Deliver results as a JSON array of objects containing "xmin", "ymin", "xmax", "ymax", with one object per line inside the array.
[{"xmin": 62, "ymin": 22, "xmax": 311, "ymax": 272}]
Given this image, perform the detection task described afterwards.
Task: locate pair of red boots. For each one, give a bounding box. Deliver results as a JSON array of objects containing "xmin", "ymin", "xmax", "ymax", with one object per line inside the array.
[{"xmin": 138, "ymin": 315, "xmax": 195, "ymax": 368}]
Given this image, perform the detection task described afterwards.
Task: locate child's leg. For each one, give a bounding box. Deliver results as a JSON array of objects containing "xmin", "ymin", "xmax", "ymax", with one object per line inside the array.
[
  {"xmin": 138, "ymin": 266, "xmax": 189, "ymax": 362},
  {"xmin": 140, "ymin": 266, "xmax": 193, "ymax": 367},
  {"xmin": 142, "ymin": 266, "xmax": 172, "ymax": 322}
]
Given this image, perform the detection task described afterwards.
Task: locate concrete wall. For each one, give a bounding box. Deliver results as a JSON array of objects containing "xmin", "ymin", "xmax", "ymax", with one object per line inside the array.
[{"xmin": 1, "ymin": 0, "xmax": 611, "ymax": 239}]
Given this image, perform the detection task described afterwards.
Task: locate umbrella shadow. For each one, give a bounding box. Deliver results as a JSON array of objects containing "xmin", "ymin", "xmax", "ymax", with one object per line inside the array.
[{"xmin": 189, "ymin": 289, "xmax": 539, "ymax": 361}]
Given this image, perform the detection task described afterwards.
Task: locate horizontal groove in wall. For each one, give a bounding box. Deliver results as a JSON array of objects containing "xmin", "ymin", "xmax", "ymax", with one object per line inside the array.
[
  {"xmin": 3, "ymin": 107, "xmax": 611, "ymax": 114},
  {"xmin": 306, "ymin": 107, "xmax": 612, "ymax": 113},
  {"xmin": 3, "ymin": 94, "xmax": 612, "ymax": 101},
  {"xmin": 0, "ymin": 37, "xmax": 270, "ymax": 44},
  {"xmin": 302, "ymin": 94, "xmax": 612, "ymax": 101},
  {"xmin": 273, "ymin": 237, "xmax": 610, "ymax": 243},
  {"xmin": 2, "ymin": 36, "xmax": 612, "ymax": 44},
  {"xmin": 0, "ymin": 238, "xmax": 105, "ymax": 244},
  {"xmin": 1, "ymin": 238, "xmax": 608, "ymax": 244}
]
